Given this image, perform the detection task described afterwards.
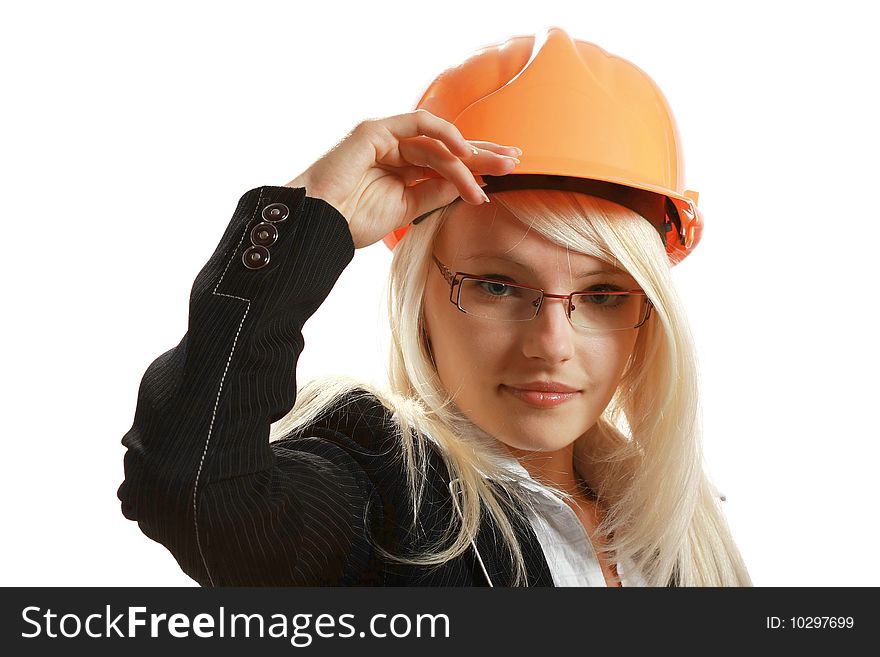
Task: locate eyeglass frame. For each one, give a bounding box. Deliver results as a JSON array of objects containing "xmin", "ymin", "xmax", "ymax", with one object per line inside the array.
[{"xmin": 430, "ymin": 253, "xmax": 653, "ymax": 331}]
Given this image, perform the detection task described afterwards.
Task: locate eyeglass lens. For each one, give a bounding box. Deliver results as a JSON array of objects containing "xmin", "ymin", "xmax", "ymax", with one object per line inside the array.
[{"xmin": 457, "ymin": 278, "xmax": 646, "ymax": 331}]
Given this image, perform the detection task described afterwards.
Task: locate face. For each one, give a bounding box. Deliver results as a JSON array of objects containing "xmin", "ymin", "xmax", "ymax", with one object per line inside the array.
[{"xmin": 422, "ymin": 198, "xmax": 643, "ymax": 454}]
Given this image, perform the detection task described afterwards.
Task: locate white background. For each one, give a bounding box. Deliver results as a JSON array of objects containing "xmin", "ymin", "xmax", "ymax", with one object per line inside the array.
[{"xmin": 2, "ymin": 0, "xmax": 877, "ymax": 586}]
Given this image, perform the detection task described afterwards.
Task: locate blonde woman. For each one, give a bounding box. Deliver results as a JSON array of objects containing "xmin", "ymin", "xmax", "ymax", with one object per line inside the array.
[{"xmin": 118, "ymin": 28, "xmax": 751, "ymax": 587}]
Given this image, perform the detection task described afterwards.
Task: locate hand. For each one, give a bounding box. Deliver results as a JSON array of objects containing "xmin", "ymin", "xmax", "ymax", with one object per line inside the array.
[{"xmin": 284, "ymin": 109, "xmax": 521, "ymax": 249}]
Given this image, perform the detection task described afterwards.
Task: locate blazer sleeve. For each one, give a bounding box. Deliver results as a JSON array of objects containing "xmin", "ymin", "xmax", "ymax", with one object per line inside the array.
[{"xmin": 117, "ymin": 185, "xmax": 379, "ymax": 586}]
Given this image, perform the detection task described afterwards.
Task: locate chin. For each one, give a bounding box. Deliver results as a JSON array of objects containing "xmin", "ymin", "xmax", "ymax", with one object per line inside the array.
[
  {"xmin": 493, "ymin": 424, "xmax": 577, "ymax": 453},
  {"xmin": 506, "ymin": 440, "xmax": 565, "ymax": 453}
]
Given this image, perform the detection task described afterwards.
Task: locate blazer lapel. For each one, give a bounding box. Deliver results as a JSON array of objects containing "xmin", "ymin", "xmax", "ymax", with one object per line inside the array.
[{"xmin": 465, "ymin": 484, "xmax": 555, "ymax": 587}]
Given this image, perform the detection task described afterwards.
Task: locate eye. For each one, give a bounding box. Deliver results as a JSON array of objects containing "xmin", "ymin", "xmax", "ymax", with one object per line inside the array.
[
  {"xmin": 477, "ymin": 280, "xmax": 514, "ymax": 297},
  {"xmin": 580, "ymin": 284, "xmax": 628, "ymax": 307}
]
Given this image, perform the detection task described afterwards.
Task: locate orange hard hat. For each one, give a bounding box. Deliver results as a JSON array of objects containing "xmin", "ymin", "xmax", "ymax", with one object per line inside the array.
[{"xmin": 382, "ymin": 27, "xmax": 703, "ymax": 266}]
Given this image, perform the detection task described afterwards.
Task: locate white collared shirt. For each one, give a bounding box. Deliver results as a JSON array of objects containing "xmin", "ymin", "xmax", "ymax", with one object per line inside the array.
[{"xmin": 483, "ymin": 450, "xmax": 646, "ymax": 587}]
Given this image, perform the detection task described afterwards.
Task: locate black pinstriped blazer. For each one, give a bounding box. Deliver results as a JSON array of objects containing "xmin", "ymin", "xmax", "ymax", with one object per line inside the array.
[{"xmin": 117, "ymin": 185, "xmax": 558, "ymax": 587}]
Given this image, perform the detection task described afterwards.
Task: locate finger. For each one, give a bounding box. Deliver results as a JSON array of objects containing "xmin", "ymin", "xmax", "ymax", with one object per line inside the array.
[
  {"xmin": 464, "ymin": 141, "xmax": 521, "ymax": 170},
  {"xmin": 369, "ymin": 116, "xmax": 519, "ymax": 178},
  {"xmin": 400, "ymin": 135, "xmax": 517, "ymax": 193},
  {"xmin": 378, "ymin": 109, "xmax": 477, "ymax": 161},
  {"xmin": 390, "ymin": 165, "xmax": 489, "ymax": 189},
  {"xmin": 398, "ymin": 137, "xmax": 488, "ymax": 205},
  {"xmin": 467, "ymin": 140, "xmax": 523, "ymax": 156},
  {"xmin": 394, "ymin": 136, "xmax": 517, "ymax": 174}
]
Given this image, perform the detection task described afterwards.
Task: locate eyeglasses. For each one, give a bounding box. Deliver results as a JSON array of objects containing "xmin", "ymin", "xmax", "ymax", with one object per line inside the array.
[{"xmin": 431, "ymin": 254, "xmax": 653, "ymax": 331}]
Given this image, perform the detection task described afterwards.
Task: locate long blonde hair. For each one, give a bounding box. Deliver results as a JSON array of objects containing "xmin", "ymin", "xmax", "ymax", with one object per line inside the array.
[{"xmin": 269, "ymin": 189, "xmax": 752, "ymax": 587}]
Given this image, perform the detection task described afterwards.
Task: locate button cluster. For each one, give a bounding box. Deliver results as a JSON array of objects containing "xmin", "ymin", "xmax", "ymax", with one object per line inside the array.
[{"xmin": 243, "ymin": 202, "xmax": 289, "ymax": 269}]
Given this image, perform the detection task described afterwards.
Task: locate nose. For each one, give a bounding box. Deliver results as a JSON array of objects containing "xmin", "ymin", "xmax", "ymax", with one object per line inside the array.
[{"xmin": 520, "ymin": 295, "xmax": 576, "ymax": 362}]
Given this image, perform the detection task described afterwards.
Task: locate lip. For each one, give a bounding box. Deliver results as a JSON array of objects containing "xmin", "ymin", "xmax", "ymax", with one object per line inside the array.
[
  {"xmin": 502, "ymin": 384, "xmax": 580, "ymax": 409},
  {"xmin": 507, "ymin": 381, "xmax": 580, "ymax": 393}
]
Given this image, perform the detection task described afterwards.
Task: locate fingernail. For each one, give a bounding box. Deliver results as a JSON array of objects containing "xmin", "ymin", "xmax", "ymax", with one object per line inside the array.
[
  {"xmin": 481, "ymin": 190, "xmax": 490, "ymax": 203},
  {"xmin": 511, "ymin": 147, "xmax": 523, "ymax": 155}
]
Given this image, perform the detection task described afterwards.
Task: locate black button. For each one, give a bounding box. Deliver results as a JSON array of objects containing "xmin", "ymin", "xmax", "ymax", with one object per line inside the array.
[
  {"xmin": 242, "ymin": 245, "xmax": 270, "ymax": 269},
  {"xmin": 262, "ymin": 202, "xmax": 289, "ymax": 223},
  {"xmin": 250, "ymin": 222, "xmax": 278, "ymax": 247}
]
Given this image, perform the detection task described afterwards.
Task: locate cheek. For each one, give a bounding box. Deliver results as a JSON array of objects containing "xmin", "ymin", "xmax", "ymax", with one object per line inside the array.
[
  {"xmin": 431, "ymin": 315, "xmax": 500, "ymax": 387},
  {"xmin": 582, "ymin": 332, "xmax": 639, "ymax": 395},
  {"xmin": 424, "ymin": 300, "xmax": 505, "ymax": 399}
]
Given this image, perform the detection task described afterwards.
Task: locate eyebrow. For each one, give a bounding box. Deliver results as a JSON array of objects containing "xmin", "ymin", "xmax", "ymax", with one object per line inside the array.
[{"xmin": 459, "ymin": 252, "xmax": 629, "ymax": 279}]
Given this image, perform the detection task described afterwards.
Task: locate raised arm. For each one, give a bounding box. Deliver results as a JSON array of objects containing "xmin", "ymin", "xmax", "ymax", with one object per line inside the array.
[
  {"xmin": 118, "ymin": 185, "xmax": 377, "ymax": 585},
  {"xmin": 119, "ymin": 111, "xmax": 518, "ymax": 586}
]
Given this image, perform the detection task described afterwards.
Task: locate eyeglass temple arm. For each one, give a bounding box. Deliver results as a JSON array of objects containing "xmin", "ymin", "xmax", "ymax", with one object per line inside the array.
[{"xmin": 432, "ymin": 254, "xmax": 455, "ymax": 285}]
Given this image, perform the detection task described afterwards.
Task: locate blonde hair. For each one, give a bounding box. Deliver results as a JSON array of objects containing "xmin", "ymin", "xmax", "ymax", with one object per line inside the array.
[{"xmin": 269, "ymin": 189, "xmax": 752, "ymax": 587}]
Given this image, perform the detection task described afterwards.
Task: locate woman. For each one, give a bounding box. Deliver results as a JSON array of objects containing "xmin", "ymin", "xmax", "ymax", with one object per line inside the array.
[{"xmin": 118, "ymin": 28, "xmax": 751, "ymax": 587}]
